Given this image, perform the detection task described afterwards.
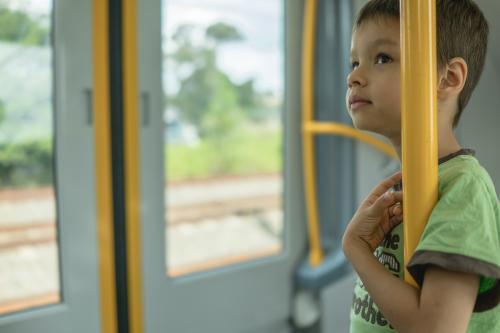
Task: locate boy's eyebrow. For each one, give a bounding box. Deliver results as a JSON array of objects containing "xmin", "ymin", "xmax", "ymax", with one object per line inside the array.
[
  {"xmin": 369, "ymin": 38, "xmax": 398, "ymax": 48},
  {"xmin": 351, "ymin": 38, "xmax": 399, "ymax": 57}
]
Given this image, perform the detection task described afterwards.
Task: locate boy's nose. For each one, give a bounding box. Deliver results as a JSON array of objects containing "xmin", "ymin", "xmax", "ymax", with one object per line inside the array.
[{"xmin": 347, "ymin": 68, "xmax": 367, "ymax": 88}]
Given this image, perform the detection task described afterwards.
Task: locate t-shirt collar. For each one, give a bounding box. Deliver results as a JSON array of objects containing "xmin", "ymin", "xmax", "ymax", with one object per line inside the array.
[
  {"xmin": 438, "ymin": 148, "xmax": 476, "ymax": 165},
  {"xmin": 392, "ymin": 148, "xmax": 475, "ymax": 191}
]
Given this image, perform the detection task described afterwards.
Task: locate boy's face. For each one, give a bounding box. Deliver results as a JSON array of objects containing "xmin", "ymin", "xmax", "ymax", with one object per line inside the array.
[{"xmin": 346, "ymin": 18, "xmax": 401, "ymax": 139}]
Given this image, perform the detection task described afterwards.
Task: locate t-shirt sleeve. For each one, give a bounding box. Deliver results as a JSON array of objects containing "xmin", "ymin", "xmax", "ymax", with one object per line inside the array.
[{"xmin": 406, "ymin": 172, "xmax": 500, "ymax": 312}]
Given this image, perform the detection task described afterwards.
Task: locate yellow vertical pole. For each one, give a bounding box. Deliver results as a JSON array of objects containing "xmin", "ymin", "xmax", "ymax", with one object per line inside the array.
[
  {"xmin": 400, "ymin": 0, "xmax": 439, "ymax": 287},
  {"xmin": 93, "ymin": 0, "xmax": 118, "ymax": 332},
  {"xmin": 123, "ymin": 0, "xmax": 144, "ymax": 331},
  {"xmin": 302, "ymin": 0, "xmax": 324, "ymax": 266}
]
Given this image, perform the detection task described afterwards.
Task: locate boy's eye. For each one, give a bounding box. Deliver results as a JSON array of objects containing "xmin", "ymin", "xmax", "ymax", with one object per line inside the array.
[
  {"xmin": 351, "ymin": 61, "xmax": 359, "ymax": 70},
  {"xmin": 375, "ymin": 53, "xmax": 392, "ymax": 64}
]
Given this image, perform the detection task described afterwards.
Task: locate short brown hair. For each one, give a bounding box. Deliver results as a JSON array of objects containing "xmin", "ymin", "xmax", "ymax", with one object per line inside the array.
[{"xmin": 355, "ymin": 0, "xmax": 489, "ymax": 128}]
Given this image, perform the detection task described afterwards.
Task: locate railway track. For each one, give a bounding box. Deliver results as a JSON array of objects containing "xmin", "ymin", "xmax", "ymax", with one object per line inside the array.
[
  {"xmin": 0, "ymin": 174, "xmax": 282, "ymax": 251},
  {"xmin": 0, "ymin": 194, "xmax": 282, "ymax": 251},
  {"xmin": 0, "ymin": 222, "xmax": 56, "ymax": 251}
]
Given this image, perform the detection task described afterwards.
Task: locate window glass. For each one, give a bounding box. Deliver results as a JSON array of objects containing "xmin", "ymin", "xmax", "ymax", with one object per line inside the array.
[
  {"xmin": 0, "ymin": 0, "xmax": 59, "ymax": 314},
  {"xmin": 162, "ymin": 0, "xmax": 285, "ymax": 276}
]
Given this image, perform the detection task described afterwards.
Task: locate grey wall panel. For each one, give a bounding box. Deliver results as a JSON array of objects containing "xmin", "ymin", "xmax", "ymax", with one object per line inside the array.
[
  {"xmin": 458, "ymin": 0, "xmax": 500, "ymax": 190},
  {"xmin": 458, "ymin": 54, "xmax": 500, "ymax": 190}
]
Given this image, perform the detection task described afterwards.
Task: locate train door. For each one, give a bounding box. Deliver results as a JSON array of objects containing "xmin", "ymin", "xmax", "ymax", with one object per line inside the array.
[
  {"xmin": 136, "ymin": 1, "xmax": 307, "ymax": 332},
  {"xmin": 0, "ymin": 0, "xmax": 104, "ymax": 332}
]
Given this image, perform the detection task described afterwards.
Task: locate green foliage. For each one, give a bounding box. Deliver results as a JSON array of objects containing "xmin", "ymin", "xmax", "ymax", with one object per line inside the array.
[
  {"xmin": 0, "ymin": 4, "xmax": 49, "ymax": 46},
  {"xmin": 0, "ymin": 139, "xmax": 53, "ymax": 187},
  {"xmin": 165, "ymin": 21, "xmax": 282, "ymax": 180},
  {"xmin": 170, "ymin": 24, "xmax": 205, "ymax": 66},
  {"xmin": 166, "ymin": 129, "xmax": 282, "ymax": 181},
  {"xmin": 167, "ymin": 22, "xmax": 265, "ymax": 136},
  {"xmin": 236, "ymin": 79, "xmax": 257, "ymax": 110},
  {"xmin": 197, "ymin": 70, "xmax": 244, "ymax": 139},
  {"xmin": 169, "ymin": 66, "xmax": 214, "ymax": 128},
  {"xmin": 235, "ymin": 79, "xmax": 270, "ymax": 122},
  {"xmin": 205, "ymin": 22, "xmax": 243, "ymax": 44}
]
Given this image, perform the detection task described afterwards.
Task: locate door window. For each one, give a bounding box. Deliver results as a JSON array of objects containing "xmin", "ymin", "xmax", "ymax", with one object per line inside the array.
[
  {"xmin": 163, "ymin": 0, "xmax": 285, "ymax": 276},
  {"xmin": 0, "ymin": 0, "xmax": 60, "ymax": 315}
]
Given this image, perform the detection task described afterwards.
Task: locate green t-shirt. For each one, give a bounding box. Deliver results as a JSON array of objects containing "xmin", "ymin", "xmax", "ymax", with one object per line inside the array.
[{"xmin": 350, "ymin": 152, "xmax": 500, "ymax": 333}]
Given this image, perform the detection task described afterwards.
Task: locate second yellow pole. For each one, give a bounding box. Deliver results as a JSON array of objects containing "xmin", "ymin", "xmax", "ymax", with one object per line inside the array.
[{"xmin": 302, "ymin": 0, "xmax": 323, "ymax": 266}]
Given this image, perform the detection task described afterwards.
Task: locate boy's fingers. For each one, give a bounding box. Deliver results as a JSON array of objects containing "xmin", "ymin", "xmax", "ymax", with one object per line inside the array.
[
  {"xmin": 368, "ymin": 172, "xmax": 402, "ymax": 200},
  {"xmin": 392, "ymin": 204, "xmax": 402, "ymax": 216},
  {"xmin": 392, "ymin": 191, "xmax": 403, "ymax": 202},
  {"xmin": 389, "ymin": 215, "xmax": 403, "ymax": 229},
  {"xmin": 370, "ymin": 191, "xmax": 398, "ymax": 216}
]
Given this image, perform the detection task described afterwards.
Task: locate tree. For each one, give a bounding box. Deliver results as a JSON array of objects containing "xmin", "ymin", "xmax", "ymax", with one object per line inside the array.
[
  {"xmin": 0, "ymin": 3, "xmax": 49, "ymax": 46},
  {"xmin": 170, "ymin": 24, "xmax": 203, "ymax": 66},
  {"xmin": 167, "ymin": 22, "xmax": 249, "ymax": 136},
  {"xmin": 200, "ymin": 71, "xmax": 243, "ymax": 139},
  {"xmin": 205, "ymin": 22, "xmax": 243, "ymax": 46},
  {"xmin": 236, "ymin": 79, "xmax": 260, "ymax": 112}
]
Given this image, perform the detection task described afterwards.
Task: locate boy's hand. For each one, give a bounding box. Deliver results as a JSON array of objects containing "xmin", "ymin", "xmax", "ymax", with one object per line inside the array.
[{"xmin": 343, "ymin": 172, "xmax": 403, "ymax": 253}]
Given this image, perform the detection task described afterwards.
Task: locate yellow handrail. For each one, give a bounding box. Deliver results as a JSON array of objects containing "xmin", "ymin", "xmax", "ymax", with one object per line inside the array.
[
  {"xmin": 302, "ymin": 0, "xmax": 323, "ymax": 267},
  {"xmin": 302, "ymin": 0, "xmax": 397, "ymax": 267},
  {"xmin": 303, "ymin": 122, "xmax": 397, "ymax": 158},
  {"xmin": 401, "ymin": 0, "xmax": 438, "ymax": 287}
]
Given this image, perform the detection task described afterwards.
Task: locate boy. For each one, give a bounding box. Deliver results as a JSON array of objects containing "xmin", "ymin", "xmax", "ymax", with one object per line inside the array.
[{"xmin": 341, "ymin": 0, "xmax": 500, "ymax": 332}]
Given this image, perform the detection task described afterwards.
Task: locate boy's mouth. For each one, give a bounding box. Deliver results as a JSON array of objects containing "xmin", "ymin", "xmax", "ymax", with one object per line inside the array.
[{"xmin": 349, "ymin": 95, "xmax": 372, "ymax": 110}]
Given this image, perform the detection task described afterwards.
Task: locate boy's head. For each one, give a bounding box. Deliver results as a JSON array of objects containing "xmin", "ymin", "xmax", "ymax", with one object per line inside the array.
[{"xmin": 346, "ymin": 0, "xmax": 489, "ymax": 138}]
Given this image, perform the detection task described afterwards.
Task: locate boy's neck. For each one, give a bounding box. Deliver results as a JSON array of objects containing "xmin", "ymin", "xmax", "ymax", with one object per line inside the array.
[{"xmin": 391, "ymin": 126, "xmax": 462, "ymax": 164}]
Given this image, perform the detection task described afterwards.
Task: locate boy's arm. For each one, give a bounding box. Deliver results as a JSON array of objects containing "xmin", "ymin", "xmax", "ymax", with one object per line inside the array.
[{"xmin": 344, "ymin": 236, "xmax": 479, "ymax": 333}]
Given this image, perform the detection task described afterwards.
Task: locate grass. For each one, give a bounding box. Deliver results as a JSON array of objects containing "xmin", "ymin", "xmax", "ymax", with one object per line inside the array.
[{"xmin": 166, "ymin": 128, "xmax": 282, "ymax": 181}]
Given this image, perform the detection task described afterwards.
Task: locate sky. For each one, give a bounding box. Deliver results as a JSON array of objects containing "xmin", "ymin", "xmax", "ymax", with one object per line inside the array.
[
  {"xmin": 1, "ymin": 0, "xmax": 284, "ymax": 93},
  {"xmin": 2, "ymin": 0, "xmax": 50, "ymax": 15},
  {"xmin": 163, "ymin": 0, "xmax": 284, "ymax": 94}
]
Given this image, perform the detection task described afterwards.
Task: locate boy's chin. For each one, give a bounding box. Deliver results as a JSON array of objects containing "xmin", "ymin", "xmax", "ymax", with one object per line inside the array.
[
  {"xmin": 352, "ymin": 119, "xmax": 378, "ymax": 133},
  {"xmin": 352, "ymin": 120, "xmax": 391, "ymax": 138}
]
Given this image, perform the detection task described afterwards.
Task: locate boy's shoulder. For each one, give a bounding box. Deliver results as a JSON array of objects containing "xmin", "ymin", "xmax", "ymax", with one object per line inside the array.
[{"xmin": 438, "ymin": 155, "xmax": 498, "ymax": 200}]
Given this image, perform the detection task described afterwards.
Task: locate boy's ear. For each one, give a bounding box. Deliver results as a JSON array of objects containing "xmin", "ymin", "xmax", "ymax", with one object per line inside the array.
[{"xmin": 437, "ymin": 57, "xmax": 468, "ymax": 100}]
